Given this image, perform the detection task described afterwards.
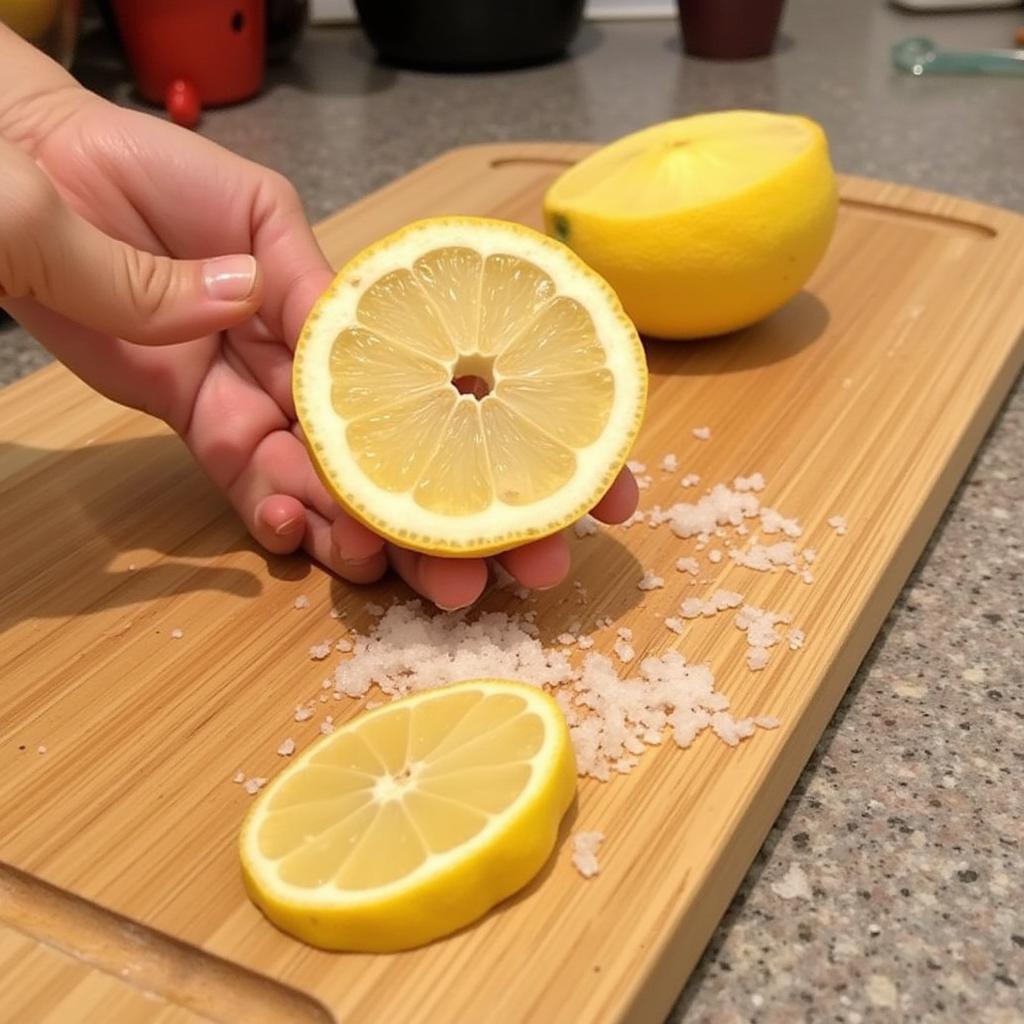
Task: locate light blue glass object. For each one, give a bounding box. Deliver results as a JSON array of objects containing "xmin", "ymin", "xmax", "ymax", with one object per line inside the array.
[{"xmin": 892, "ymin": 36, "xmax": 1024, "ymax": 76}]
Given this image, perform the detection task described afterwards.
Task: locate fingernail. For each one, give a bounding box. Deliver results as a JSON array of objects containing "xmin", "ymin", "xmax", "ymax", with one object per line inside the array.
[
  {"xmin": 274, "ymin": 515, "xmax": 304, "ymax": 536},
  {"xmin": 203, "ymin": 255, "xmax": 257, "ymax": 302}
]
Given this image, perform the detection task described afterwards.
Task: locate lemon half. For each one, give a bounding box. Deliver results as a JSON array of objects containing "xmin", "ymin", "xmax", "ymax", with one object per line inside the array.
[
  {"xmin": 544, "ymin": 110, "xmax": 838, "ymax": 339},
  {"xmin": 293, "ymin": 217, "xmax": 647, "ymax": 557},
  {"xmin": 239, "ymin": 680, "xmax": 576, "ymax": 952}
]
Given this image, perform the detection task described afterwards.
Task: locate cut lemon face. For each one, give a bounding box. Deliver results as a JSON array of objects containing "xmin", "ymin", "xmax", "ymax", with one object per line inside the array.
[
  {"xmin": 239, "ymin": 680, "xmax": 576, "ymax": 952},
  {"xmin": 293, "ymin": 217, "xmax": 647, "ymax": 557}
]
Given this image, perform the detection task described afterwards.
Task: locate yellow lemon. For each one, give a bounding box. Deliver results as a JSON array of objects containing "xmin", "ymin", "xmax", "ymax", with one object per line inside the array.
[
  {"xmin": 543, "ymin": 110, "xmax": 838, "ymax": 339},
  {"xmin": 239, "ymin": 680, "xmax": 576, "ymax": 952},
  {"xmin": 293, "ymin": 216, "xmax": 647, "ymax": 557}
]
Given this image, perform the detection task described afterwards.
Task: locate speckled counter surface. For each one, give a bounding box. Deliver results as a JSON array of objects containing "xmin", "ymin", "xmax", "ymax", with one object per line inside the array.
[{"xmin": 2, "ymin": 2, "xmax": 1022, "ymax": 1021}]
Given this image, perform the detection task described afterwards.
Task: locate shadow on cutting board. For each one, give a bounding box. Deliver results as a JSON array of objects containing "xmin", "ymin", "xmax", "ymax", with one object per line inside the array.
[
  {"xmin": 642, "ymin": 290, "xmax": 831, "ymax": 379},
  {"xmin": 0, "ymin": 434, "xmax": 272, "ymax": 632}
]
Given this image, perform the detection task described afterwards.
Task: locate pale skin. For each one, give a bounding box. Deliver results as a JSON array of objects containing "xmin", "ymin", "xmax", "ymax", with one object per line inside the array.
[{"xmin": 0, "ymin": 26, "xmax": 638, "ymax": 610}]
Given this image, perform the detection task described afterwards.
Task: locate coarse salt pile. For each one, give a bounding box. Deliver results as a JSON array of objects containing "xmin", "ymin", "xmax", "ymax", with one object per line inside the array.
[
  {"xmin": 637, "ymin": 569, "xmax": 665, "ymax": 591},
  {"xmin": 572, "ymin": 831, "xmax": 605, "ymax": 878},
  {"xmin": 328, "ymin": 602, "xmax": 778, "ymax": 782}
]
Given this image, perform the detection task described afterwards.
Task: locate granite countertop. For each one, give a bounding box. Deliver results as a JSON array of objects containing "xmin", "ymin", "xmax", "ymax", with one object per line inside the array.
[{"xmin": 2, "ymin": 1, "xmax": 1022, "ymax": 1021}]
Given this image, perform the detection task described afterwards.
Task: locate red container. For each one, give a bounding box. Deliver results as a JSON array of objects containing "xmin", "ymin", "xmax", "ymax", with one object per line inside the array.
[{"xmin": 112, "ymin": 0, "xmax": 265, "ymax": 128}]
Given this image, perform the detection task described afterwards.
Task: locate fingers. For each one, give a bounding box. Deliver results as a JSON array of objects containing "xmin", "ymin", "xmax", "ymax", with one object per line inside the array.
[
  {"xmin": 496, "ymin": 533, "xmax": 571, "ymax": 591},
  {"xmin": 252, "ymin": 494, "xmax": 307, "ymax": 554},
  {"xmin": 328, "ymin": 513, "xmax": 388, "ymax": 583},
  {"xmin": 387, "ymin": 546, "xmax": 489, "ymax": 612},
  {"xmin": 589, "ymin": 467, "xmax": 639, "ymax": 524}
]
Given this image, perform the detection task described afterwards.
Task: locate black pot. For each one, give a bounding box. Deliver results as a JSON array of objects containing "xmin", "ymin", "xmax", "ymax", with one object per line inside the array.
[{"xmin": 353, "ymin": 0, "xmax": 586, "ymax": 71}]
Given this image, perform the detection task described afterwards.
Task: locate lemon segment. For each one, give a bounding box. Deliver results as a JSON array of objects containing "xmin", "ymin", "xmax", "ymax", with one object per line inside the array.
[
  {"xmin": 293, "ymin": 217, "xmax": 647, "ymax": 557},
  {"xmin": 543, "ymin": 110, "xmax": 838, "ymax": 339},
  {"xmin": 239, "ymin": 680, "xmax": 577, "ymax": 952}
]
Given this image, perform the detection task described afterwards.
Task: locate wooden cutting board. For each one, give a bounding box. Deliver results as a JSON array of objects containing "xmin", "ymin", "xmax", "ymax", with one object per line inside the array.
[{"xmin": 1, "ymin": 143, "xmax": 1022, "ymax": 1024}]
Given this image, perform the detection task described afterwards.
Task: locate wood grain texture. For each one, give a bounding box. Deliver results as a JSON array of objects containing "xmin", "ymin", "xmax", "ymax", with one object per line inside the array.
[
  {"xmin": 0, "ymin": 923, "xmax": 208, "ymax": 1024},
  {"xmin": 1, "ymin": 144, "xmax": 1022, "ymax": 1024}
]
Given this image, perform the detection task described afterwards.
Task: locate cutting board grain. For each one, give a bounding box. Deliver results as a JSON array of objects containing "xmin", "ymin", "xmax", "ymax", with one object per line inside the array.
[{"xmin": 1, "ymin": 143, "xmax": 1022, "ymax": 1024}]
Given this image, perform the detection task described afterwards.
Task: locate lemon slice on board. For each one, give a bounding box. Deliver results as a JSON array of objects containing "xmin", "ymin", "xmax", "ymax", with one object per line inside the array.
[
  {"xmin": 543, "ymin": 110, "xmax": 838, "ymax": 339},
  {"xmin": 293, "ymin": 217, "xmax": 647, "ymax": 557},
  {"xmin": 239, "ymin": 680, "xmax": 576, "ymax": 952}
]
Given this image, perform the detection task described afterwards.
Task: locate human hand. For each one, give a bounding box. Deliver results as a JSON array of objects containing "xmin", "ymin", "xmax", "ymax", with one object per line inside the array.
[{"xmin": 0, "ymin": 28, "xmax": 639, "ymax": 610}]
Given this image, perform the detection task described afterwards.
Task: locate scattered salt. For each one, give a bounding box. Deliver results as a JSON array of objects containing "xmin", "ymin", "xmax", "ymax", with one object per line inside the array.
[
  {"xmin": 293, "ymin": 706, "xmax": 314, "ymax": 723},
  {"xmin": 572, "ymin": 831, "xmax": 605, "ymax": 878},
  {"xmin": 573, "ymin": 515, "xmax": 599, "ymax": 539},
  {"xmin": 679, "ymin": 598, "xmax": 704, "ymax": 620},
  {"xmin": 308, "ymin": 642, "xmax": 332, "ymax": 660},
  {"xmin": 771, "ymin": 863, "xmax": 812, "ymax": 900},
  {"xmin": 827, "ymin": 514, "xmax": 848, "ymax": 536},
  {"xmin": 664, "ymin": 617, "xmax": 685, "ymax": 635},
  {"xmin": 789, "ymin": 629, "xmax": 806, "ymax": 651},
  {"xmin": 620, "ymin": 509, "xmax": 646, "ymax": 529},
  {"xmin": 231, "ymin": 771, "xmax": 245, "ymax": 784},
  {"xmin": 675, "ymin": 557, "xmax": 700, "ymax": 576},
  {"xmin": 680, "ymin": 473, "xmax": 701, "ymax": 488},
  {"xmin": 635, "ymin": 475, "xmax": 653, "ymax": 490},
  {"xmin": 37, "ymin": 745, "xmax": 47, "ymax": 755},
  {"xmin": 277, "ymin": 738, "xmax": 296, "ymax": 757},
  {"xmin": 708, "ymin": 549, "xmax": 723, "ymax": 564},
  {"xmin": 170, "ymin": 628, "xmax": 184, "ymax": 640},
  {"xmin": 730, "ymin": 540, "xmax": 798, "ymax": 572},
  {"xmin": 613, "ymin": 640, "xmax": 636, "ymax": 664},
  {"xmin": 293, "ymin": 595, "xmax": 310, "ymax": 610},
  {"xmin": 803, "ymin": 548, "xmax": 817, "ymax": 564},
  {"xmin": 557, "ymin": 633, "xmax": 577, "ymax": 646},
  {"xmin": 760, "ymin": 508, "xmax": 802, "ymax": 538},
  {"xmin": 626, "ymin": 460, "xmax": 646, "ymax": 474},
  {"xmin": 243, "ymin": 777, "xmax": 267, "ymax": 796},
  {"xmin": 733, "ymin": 473, "xmax": 766, "ymax": 493},
  {"xmin": 336, "ymin": 638, "xmax": 354, "ymax": 653},
  {"xmin": 692, "ymin": 426, "xmax": 711, "ymax": 441},
  {"xmin": 320, "ymin": 719, "xmax": 335, "ymax": 735},
  {"xmin": 329, "ymin": 608, "xmax": 344, "ymax": 620},
  {"xmin": 616, "ymin": 627, "xmax": 633, "ymax": 641},
  {"xmin": 801, "ymin": 569, "xmax": 814, "ymax": 585},
  {"xmin": 754, "ymin": 715, "xmax": 781, "ymax": 729},
  {"xmin": 577, "ymin": 636, "xmax": 595, "ymax": 650},
  {"xmin": 660, "ymin": 453, "xmax": 679, "ymax": 473},
  {"xmin": 366, "ymin": 602, "xmax": 385, "ymax": 616},
  {"xmin": 747, "ymin": 647, "xmax": 771, "ymax": 671},
  {"xmin": 637, "ymin": 569, "xmax": 665, "ymax": 591}
]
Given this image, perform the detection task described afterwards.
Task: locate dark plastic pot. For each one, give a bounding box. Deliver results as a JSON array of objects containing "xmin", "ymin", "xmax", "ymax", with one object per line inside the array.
[
  {"xmin": 353, "ymin": 0, "xmax": 586, "ymax": 71},
  {"xmin": 677, "ymin": 0, "xmax": 786, "ymax": 60}
]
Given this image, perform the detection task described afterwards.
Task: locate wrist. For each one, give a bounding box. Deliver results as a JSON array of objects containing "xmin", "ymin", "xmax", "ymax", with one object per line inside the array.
[{"xmin": 0, "ymin": 22, "xmax": 89, "ymax": 151}]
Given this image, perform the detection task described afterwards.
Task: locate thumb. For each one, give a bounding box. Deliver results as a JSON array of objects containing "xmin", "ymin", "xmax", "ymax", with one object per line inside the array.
[{"xmin": 0, "ymin": 139, "xmax": 261, "ymax": 345}]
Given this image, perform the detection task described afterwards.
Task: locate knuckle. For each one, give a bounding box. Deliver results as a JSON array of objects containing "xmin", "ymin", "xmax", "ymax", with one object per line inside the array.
[{"xmin": 115, "ymin": 244, "xmax": 176, "ymax": 320}]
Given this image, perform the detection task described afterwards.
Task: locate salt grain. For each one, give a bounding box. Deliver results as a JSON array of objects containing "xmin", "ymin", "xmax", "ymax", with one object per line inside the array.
[
  {"xmin": 680, "ymin": 473, "xmax": 701, "ymax": 488},
  {"xmin": 577, "ymin": 636, "xmax": 595, "ymax": 650},
  {"xmin": 771, "ymin": 863, "xmax": 812, "ymax": 900},
  {"xmin": 620, "ymin": 509, "xmax": 646, "ymax": 529},
  {"xmin": 664, "ymin": 617, "xmax": 685, "ymax": 635},
  {"xmin": 557, "ymin": 633, "xmax": 577, "ymax": 646},
  {"xmin": 679, "ymin": 597, "xmax": 704, "ymax": 619},
  {"xmin": 803, "ymin": 548, "xmax": 817, "ymax": 564},
  {"xmin": 635, "ymin": 475, "xmax": 653, "ymax": 490},
  {"xmin": 571, "ymin": 831, "xmax": 605, "ymax": 878},
  {"xmin": 277, "ymin": 738, "xmax": 296, "ymax": 757},
  {"xmin": 309, "ymin": 642, "xmax": 332, "ymax": 660},
  {"xmin": 708, "ymin": 549, "xmax": 723, "ymax": 564},
  {"xmin": 244, "ymin": 777, "xmax": 267, "ymax": 796},
  {"xmin": 613, "ymin": 640, "xmax": 636, "ymax": 664},
  {"xmin": 320, "ymin": 719, "xmax": 335, "ymax": 735},
  {"xmin": 294, "ymin": 706, "xmax": 314, "ymax": 723},
  {"xmin": 293, "ymin": 595, "xmax": 310, "ymax": 610},
  {"xmin": 692, "ymin": 426, "xmax": 711, "ymax": 441},
  {"xmin": 616, "ymin": 627, "xmax": 633, "ymax": 641},
  {"xmin": 231, "ymin": 771, "xmax": 245, "ymax": 784},
  {"xmin": 675, "ymin": 557, "xmax": 700, "ymax": 576},
  {"xmin": 366, "ymin": 602, "xmax": 385, "ymax": 616},
  {"xmin": 573, "ymin": 515, "xmax": 599, "ymax": 539},
  {"xmin": 637, "ymin": 569, "xmax": 665, "ymax": 591},
  {"xmin": 733, "ymin": 473, "xmax": 766, "ymax": 493},
  {"xmin": 746, "ymin": 647, "xmax": 771, "ymax": 671},
  {"xmin": 626, "ymin": 460, "xmax": 646, "ymax": 474},
  {"xmin": 660, "ymin": 453, "xmax": 679, "ymax": 473},
  {"xmin": 789, "ymin": 629, "xmax": 806, "ymax": 651},
  {"xmin": 37, "ymin": 745, "xmax": 47, "ymax": 755},
  {"xmin": 336, "ymin": 638, "xmax": 354, "ymax": 653},
  {"xmin": 170, "ymin": 628, "xmax": 184, "ymax": 640},
  {"xmin": 827, "ymin": 514, "xmax": 848, "ymax": 536},
  {"xmin": 760, "ymin": 508, "xmax": 803, "ymax": 538}
]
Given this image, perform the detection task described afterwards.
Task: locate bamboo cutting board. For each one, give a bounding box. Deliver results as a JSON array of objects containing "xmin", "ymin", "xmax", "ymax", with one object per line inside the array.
[{"xmin": 2, "ymin": 143, "xmax": 1023, "ymax": 1024}]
